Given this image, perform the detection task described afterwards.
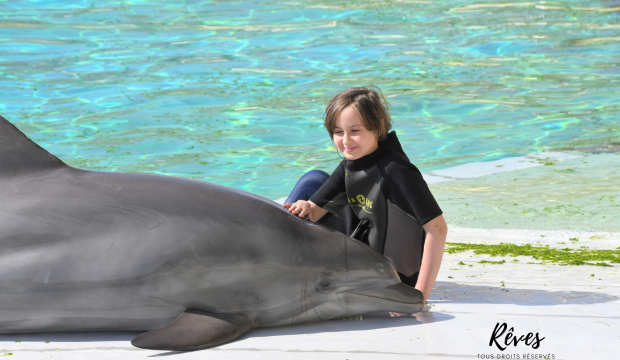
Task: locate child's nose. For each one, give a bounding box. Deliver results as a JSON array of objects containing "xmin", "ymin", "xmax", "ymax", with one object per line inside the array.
[{"xmin": 343, "ymin": 132, "xmax": 353, "ymax": 144}]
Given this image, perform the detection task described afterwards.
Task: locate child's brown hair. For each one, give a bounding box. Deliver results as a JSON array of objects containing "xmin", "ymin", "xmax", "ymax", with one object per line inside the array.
[{"xmin": 323, "ymin": 85, "xmax": 393, "ymax": 141}]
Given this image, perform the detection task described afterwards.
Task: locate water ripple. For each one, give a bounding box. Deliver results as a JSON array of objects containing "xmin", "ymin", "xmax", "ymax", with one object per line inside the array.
[{"xmin": 0, "ymin": 0, "xmax": 618, "ymax": 199}]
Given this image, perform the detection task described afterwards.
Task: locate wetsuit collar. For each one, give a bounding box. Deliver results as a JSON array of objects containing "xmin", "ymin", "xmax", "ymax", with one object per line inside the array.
[
  {"xmin": 379, "ymin": 131, "xmax": 409, "ymax": 161},
  {"xmin": 344, "ymin": 131, "xmax": 407, "ymax": 171}
]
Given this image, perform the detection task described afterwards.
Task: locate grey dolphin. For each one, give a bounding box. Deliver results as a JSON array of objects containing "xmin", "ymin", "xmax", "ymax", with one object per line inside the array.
[{"xmin": 0, "ymin": 115, "xmax": 424, "ymax": 351}]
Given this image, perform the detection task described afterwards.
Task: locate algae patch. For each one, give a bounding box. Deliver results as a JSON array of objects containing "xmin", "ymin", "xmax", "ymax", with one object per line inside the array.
[
  {"xmin": 337, "ymin": 316, "xmax": 363, "ymax": 321},
  {"xmin": 445, "ymin": 242, "xmax": 620, "ymax": 267},
  {"xmin": 478, "ymin": 259, "xmax": 506, "ymax": 264}
]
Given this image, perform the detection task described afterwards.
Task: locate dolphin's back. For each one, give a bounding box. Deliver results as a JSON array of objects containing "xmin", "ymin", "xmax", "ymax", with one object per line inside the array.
[
  {"xmin": 0, "ymin": 163, "xmax": 314, "ymax": 332},
  {"xmin": 0, "ymin": 116, "xmax": 66, "ymax": 176},
  {"xmin": 0, "ymin": 115, "xmax": 315, "ymax": 332}
]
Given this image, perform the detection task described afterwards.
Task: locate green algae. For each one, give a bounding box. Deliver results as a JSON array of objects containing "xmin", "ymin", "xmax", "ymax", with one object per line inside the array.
[
  {"xmin": 478, "ymin": 260, "xmax": 506, "ymax": 264},
  {"xmin": 446, "ymin": 242, "xmax": 620, "ymax": 267},
  {"xmin": 337, "ymin": 316, "xmax": 363, "ymax": 321}
]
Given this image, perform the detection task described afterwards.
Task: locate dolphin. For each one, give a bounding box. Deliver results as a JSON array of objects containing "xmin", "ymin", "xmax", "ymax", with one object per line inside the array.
[{"xmin": 0, "ymin": 115, "xmax": 425, "ymax": 351}]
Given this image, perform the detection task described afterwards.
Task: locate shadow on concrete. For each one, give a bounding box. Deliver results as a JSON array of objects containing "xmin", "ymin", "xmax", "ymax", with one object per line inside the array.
[
  {"xmin": 248, "ymin": 310, "xmax": 454, "ymax": 339},
  {"xmin": 429, "ymin": 281, "xmax": 619, "ymax": 305},
  {"xmin": 0, "ymin": 331, "xmax": 138, "ymax": 343},
  {"xmin": 3, "ymin": 282, "xmax": 614, "ymax": 349},
  {"xmin": 0, "ymin": 311, "xmax": 455, "ymax": 349},
  {"xmin": 147, "ymin": 311, "xmax": 455, "ymax": 357}
]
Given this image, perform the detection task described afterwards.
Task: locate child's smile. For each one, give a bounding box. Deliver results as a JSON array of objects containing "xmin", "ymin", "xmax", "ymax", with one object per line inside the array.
[{"xmin": 333, "ymin": 106, "xmax": 379, "ymax": 160}]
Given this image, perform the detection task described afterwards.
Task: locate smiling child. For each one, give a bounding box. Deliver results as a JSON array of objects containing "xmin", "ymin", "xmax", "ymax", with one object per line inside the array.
[{"xmin": 283, "ymin": 86, "xmax": 448, "ymax": 312}]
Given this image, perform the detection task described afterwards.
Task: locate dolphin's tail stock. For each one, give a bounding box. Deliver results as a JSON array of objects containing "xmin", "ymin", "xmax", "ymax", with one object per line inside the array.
[
  {"xmin": 0, "ymin": 115, "xmax": 67, "ymax": 177},
  {"xmin": 131, "ymin": 310, "xmax": 254, "ymax": 351}
]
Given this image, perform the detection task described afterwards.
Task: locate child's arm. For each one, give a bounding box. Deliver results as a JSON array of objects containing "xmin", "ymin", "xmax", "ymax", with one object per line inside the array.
[
  {"xmin": 283, "ymin": 200, "xmax": 328, "ymax": 222},
  {"xmin": 417, "ymin": 214, "xmax": 448, "ymax": 300}
]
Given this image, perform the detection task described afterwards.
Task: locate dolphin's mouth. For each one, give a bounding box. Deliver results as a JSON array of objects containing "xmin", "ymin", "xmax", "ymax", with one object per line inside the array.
[
  {"xmin": 347, "ymin": 291, "xmax": 425, "ymax": 305},
  {"xmin": 345, "ymin": 282, "xmax": 425, "ymax": 305}
]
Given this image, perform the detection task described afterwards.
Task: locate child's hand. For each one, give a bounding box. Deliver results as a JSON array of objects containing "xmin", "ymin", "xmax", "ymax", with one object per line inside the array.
[{"xmin": 283, "ymin": 200, "xmax": 313, "ymax": 221}]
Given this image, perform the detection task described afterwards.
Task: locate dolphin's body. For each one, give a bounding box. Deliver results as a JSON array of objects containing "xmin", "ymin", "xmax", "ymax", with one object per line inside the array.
[{"xmin": 0, "ymin": 116, "xmax": 424, "ymax": 350}]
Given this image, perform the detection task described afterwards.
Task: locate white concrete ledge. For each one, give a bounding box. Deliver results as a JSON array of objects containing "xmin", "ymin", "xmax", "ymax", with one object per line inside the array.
[{"xmin": 423, "ymin": 151, "xmax": 582, "ymax": 184}]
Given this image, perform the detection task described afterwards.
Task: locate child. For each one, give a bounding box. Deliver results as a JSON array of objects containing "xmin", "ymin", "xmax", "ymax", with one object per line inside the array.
[{"xmin": 283, "ymin": 86, "xmax": 448, "ymax": 310}]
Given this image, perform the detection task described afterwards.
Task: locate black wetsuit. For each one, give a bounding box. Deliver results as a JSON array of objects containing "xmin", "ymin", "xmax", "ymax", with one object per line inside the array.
[{"xmin": 310, "ymin": 131, "xmax": 443, "ymax": 287}]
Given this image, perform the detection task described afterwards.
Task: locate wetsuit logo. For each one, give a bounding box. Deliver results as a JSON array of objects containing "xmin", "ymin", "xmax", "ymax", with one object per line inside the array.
[{"xmin": 349, "ymin": 194, "xmax": 373, "ymax": 214}]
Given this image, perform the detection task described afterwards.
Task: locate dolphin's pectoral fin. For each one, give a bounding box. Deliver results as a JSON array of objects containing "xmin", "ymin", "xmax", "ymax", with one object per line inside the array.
[{"xmin": 131, "ymin": 310, "xmax": 253, "ymax": 351}]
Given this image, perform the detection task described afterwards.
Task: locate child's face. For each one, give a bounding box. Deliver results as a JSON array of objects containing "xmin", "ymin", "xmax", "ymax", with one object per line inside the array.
[{"xmin": 333, "ymin": 106, "xmax": 379, "ymax": 160}]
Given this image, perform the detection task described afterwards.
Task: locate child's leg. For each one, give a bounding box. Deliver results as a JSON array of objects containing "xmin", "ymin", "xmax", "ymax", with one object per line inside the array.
[{"xmin": 284, "ymin": 170, "xmax": 330, "ymax": 204}]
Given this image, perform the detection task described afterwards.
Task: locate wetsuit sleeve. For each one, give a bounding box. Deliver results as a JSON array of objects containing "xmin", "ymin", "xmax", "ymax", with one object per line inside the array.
[
  {"xmin": 309, "ymin": 161, "xmax": 349, "ymax": 216},
  {"xmin": 383, "ymin": 159, "xmax": 443, "ymax": 226}
]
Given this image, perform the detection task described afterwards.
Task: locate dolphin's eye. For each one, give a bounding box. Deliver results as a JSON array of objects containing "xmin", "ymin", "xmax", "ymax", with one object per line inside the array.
[
  {"xmin": 317, "ymin": 271, "xmax": 334, "ymax": 291},
  {"xmin": 319, "ymin": 271, "xmax": 333, "ymax": 278}
]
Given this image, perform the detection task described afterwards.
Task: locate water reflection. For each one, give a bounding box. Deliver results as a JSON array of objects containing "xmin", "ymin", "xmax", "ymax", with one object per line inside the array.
[{"xmin": 0, "ymin": 0, "xmax": 618, "ymax": 200}]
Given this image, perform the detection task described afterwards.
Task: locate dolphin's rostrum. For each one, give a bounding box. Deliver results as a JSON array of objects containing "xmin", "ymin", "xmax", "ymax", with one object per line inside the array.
[{"xmin": 0, "ymin": 115, "xmax": 425, "ymax": 351}]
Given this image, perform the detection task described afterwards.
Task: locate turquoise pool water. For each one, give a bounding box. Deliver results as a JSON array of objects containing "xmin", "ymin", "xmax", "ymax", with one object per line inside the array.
[{"xmin": 1, "ymin": 0, "xmax": 619, "ymax": 200}]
